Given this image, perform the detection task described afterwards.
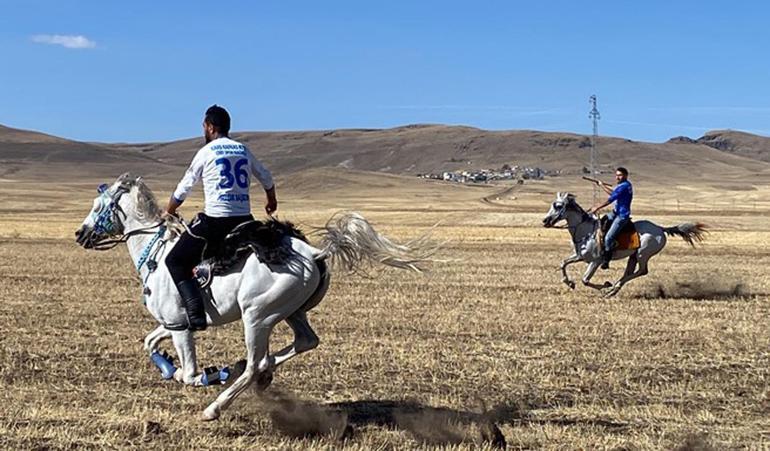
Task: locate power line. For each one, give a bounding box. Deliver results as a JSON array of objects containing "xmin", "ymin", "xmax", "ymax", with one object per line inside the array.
[{"xmin": 589, "ymin": 95, "xmax": 601, "ymax": 204}]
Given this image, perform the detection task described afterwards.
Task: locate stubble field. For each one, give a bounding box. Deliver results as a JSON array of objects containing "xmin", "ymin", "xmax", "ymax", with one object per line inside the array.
[{"xmin": 1, "ymin": 175, "xmax": 769, "ymax": 450}]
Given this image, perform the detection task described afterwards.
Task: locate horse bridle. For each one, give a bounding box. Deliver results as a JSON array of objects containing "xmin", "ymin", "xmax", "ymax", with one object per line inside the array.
[
  {"xmin": 88, "ymin": 183, "xmax": 163, "ymax": 250},
  {"xmin": 547, "ymin": 199, "xmax": 571, "ymax": 229},
  {"xmin": 550, "ymin": 198, "xmax": 594, "ymax": 232}
]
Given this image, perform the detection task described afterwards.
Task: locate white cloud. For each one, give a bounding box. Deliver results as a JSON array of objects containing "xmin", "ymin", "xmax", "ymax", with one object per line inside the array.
[{"xmin": 31, "ymin": 34, "xmax": 96, "ymax": 49}]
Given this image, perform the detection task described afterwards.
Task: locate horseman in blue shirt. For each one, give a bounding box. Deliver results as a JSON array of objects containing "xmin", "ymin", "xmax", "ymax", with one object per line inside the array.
[{"xmin": 587, "ymin": 167, "xmax": 633, "ymax": 269}]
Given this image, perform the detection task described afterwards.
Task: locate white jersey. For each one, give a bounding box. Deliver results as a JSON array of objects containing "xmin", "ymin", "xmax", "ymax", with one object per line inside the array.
[{"xmin": 172, "ymin": 137, "xmax": 274, "ymax": 217}]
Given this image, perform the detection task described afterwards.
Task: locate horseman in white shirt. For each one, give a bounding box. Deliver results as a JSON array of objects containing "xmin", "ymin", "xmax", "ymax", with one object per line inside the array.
[{"xmin": 163, "ymin": 105, "xmax": 277, "ymax": 330}]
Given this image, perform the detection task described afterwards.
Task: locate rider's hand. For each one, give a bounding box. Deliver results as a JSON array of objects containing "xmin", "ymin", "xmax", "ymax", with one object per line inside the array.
[
  {"xmin": 161, "ymin": 210, "xmax": 177, "ymax": 220},
  {"xmin": 265, "ymin": 200, "xmax": 278, "ymax": 216}
]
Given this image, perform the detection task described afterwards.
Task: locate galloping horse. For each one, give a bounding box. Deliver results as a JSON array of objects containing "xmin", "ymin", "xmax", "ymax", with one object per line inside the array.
[
  {"xmin": 542, "ymin": 192, "xmax": 706, "ymax": 297},
  {"xmin": 76, "ymin": 174, "xmax": 435, "ymax": 420}
]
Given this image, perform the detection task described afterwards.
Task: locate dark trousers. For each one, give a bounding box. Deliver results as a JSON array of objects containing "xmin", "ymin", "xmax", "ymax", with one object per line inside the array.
[{"xmin": 166, "ymin": 213, "xmax": 254, "ymax": 284}]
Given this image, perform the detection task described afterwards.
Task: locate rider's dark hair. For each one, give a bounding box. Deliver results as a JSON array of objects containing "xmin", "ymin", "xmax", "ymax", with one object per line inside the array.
[
  {"xmin": 204, "ymin": 105, "xmax": 231, "ymax": 135},
  {"xmin": 616, "ymin": 167, "xmax": 629, "ymax": 176}
]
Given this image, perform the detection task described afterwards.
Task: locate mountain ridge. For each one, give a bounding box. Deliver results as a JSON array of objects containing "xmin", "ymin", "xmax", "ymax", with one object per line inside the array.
[{"xmin": 2, "ymin": 123, "xmax": 769, "ymax": 183}]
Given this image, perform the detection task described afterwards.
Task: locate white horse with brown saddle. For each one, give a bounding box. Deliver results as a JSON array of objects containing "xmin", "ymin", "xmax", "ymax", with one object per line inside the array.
[{"xmin": 542, "ymin": 192, "xmax": 706, "ymax": 297}]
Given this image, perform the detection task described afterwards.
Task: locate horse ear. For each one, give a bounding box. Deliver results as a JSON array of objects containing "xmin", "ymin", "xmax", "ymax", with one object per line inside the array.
[{"xmin": 117, "ymin": 172, "xmax": 131, "ymax": 185}]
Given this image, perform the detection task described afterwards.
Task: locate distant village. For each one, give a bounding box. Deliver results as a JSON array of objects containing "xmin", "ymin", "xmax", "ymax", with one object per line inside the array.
[{"xmin": 417, "ymin": 164, "xmax": 560, "ymax": 184}]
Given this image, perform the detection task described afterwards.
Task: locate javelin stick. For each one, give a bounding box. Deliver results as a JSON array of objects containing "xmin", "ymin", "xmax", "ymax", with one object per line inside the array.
[{"xmin": 582, "ymin": 176, "xmax": 607, "ymax": 186}]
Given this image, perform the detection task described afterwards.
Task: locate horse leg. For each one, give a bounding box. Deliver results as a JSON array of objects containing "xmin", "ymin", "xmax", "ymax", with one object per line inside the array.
[
  {"xmin": 273, "ymin": 310, "xmax": 319, "ymax": 368},
  {"xmin": 170, "ymin": 330, "xmax": 202, "ymax": 385},
  {"xmin": 143, "ymin": 325, "xmax": 172, "ymax": 354},
  {"xmin": 606, "ymin": 255, "xmax": 649, "ymax": 297},
  {"xmin": 270, "ymin": 266, "xmax": 327, "ymax": 367},
  {"xmin": 581, "ymin": 261, "xmax": 611, "ymax": 290},
  {"xmin": 560, "ymin": 253, "xmax": 581, "ymax": 289},
  {"xmin": 202, "ymin": 309, "xmax": 274, "ymax": 421}
]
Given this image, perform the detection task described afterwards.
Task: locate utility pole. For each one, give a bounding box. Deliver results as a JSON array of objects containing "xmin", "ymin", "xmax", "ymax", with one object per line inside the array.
[{"xmin": 589, "ymin": 95, "xmax": 601, "ymax": 204}]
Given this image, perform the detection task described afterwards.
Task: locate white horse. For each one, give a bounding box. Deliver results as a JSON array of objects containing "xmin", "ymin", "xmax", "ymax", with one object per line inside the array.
[
  {"xmin": 76, "ymin": 174, "xmax": 436, "ymax": 420},
  {"xmin": 542, "ymin": 192, "xmax": 706, "ymax": 297}
]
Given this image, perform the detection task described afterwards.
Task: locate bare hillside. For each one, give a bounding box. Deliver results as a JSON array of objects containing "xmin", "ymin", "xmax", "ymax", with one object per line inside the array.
[
  {"xmin": 135, "ymin": 125, "xmax": 770, "ymax": 182},
  {"xmin": 3, "ymin": 123, "xmax": 770, "ymax": 184},
  {"xmin": 0, "ymin": 124, "xmax": 166, "ymax": 180},
  {"xmin": 683, "ymin": 129, "xmax": 770, "ymax": 163}
]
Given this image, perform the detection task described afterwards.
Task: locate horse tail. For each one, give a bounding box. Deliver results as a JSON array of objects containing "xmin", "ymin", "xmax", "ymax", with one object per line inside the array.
[
  {"xmin": 312, "ymin": 212, "xmax": 440, "ymax": 273},
  {"xmin": 663, "ymin": 222, "xmax": 708, "ymax": 247}
]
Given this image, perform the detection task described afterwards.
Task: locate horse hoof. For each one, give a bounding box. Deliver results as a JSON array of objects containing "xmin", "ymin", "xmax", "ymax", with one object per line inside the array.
[
  {"xmin": 256, "ymin": 371, "xmax": 273, "ymax": 391},
  {"xmin": 202, "ymin": 404, "xmax": 220, "ymax": 421},
  {"xmin": 567, "ymin": 281, "xmax": 576, "ymax": 290}
]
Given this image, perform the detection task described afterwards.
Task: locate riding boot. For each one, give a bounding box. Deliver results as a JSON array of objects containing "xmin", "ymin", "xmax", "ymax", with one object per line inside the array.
[
  {"xmin": 601, "ymin": 249, "xmax": 612, "ymax": 270},
  {"xmin": 176, "ymin": 279, "xmax": 208, "ymax": 331}
]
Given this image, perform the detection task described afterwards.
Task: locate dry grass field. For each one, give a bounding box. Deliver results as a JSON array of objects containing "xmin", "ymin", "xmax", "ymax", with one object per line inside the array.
[{"xmin": 1, "ymin": 172, "xmax": 769, "ymax": 450}]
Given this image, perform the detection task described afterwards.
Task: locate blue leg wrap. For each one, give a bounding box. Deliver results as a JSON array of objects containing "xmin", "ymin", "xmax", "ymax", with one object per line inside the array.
[{"xmin": 150, "ymin": 351, "xmax": 177, "ymax": 380}]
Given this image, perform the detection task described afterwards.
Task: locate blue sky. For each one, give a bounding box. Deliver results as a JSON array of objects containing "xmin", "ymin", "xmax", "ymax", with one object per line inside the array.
[{"xmin": 1, "ymin": 1, "xmax": 769, "ymax": 143}]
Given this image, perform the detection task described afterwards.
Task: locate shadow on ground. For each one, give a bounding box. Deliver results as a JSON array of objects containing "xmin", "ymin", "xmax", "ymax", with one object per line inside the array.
[
  {"xmin": 254, "ymin": 388, "xmax": 646, "ymax": 447},
  {"xmin": 637, "ymin": 280, "xmax": 766, "ymax": 301},
  {"xmin": 256, "ymin": 391, "xmax": 509, "ymax": 447}
]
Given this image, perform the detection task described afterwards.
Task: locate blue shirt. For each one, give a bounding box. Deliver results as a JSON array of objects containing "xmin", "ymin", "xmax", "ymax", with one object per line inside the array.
[{"xmin": 608, "ymin": 180, "xmax": 633, "ymax": 219}]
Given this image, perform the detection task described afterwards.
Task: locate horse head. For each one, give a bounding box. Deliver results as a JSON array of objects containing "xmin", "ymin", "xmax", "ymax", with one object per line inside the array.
[
  {"xmin": 75, "ymin": 173, "xmax": 145, "ymax": 249},
  {"xmin": 542, "ymin": 192, "xmax": 578, "ymax": 228}
]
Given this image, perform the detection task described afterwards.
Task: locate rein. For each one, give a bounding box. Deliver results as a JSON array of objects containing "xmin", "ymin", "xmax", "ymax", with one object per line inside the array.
[
  {"xmin": 551, "ymin": 205, "xmax": 593, "ymax": 232},
  {"xmin": 551, "ymin": 202, "xmax": 597, "ymax": 249},
  {"xmin": 84, "ymin": 180, "xmax": 177, "ymax": 305},
  {"xmin": 568, "ymin": 211, "xmax": 598, "ymax": 251},
  {"xmin": 95, "ymin": 220, "xmax": 170, "ymax": 299},
  {"xmin": 91, "ymin": 222, "xmax": 165, "ymax": 250},
  {"xmin": 88, "ymin": 183, "xmax": 166, "ymax": 252}
]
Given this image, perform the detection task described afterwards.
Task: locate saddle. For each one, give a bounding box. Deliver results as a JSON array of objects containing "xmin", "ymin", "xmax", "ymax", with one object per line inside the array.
[
  {"xmin": 597, "ymin": 215, "xmax": 640, "ymax": 252},
  {"xmin": 193, "ymin": 219, "xmax": 307, "ymax": 289}
]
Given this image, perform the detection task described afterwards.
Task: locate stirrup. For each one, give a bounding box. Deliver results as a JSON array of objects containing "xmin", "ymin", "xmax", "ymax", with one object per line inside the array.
[{"xmin": 193, "ymin": 262, "xmax": 212, "ymax": 289}]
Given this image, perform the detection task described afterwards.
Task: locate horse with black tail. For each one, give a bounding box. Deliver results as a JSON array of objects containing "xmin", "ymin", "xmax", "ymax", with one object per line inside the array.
[
  {"xmin": 542, "ymin": 192, "xmax": 707, "ymax": 297},
  {"xmin": 76, "ymin": 174, "xmax": 439, "ymax": 420}
]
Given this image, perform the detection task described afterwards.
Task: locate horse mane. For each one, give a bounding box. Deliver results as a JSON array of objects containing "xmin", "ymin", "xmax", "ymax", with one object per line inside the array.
[
  {"xmin": 567, "ymin": 194, "xmax": 588, "ymax": 216},
  {"xmin": 117, "ymin": 173, "xmax": 184, "ymax": 236},
  {"xmin": 555, "ymin": 192, "xmax": 593, "ymax": 226},
  {"xmin": 132, "ymin": 179, "xmax": 162, "ymax": 222}
]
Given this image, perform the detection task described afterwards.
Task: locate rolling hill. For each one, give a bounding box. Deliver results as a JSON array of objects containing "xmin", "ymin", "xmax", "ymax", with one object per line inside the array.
[
  {"xmin": 2, "ymin": 123, "xmax": 770, "ymax": 184},
  {"xmin": 0, "ymin": 124, "xmax": 164, "ymax": 179},
  {"xmin": 107, "ymin": 125, "xmax": 770, "ymax": 182},
  {"xmin": 679, "ymin": 129, "xmax": 770, "ymax": 163}
]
